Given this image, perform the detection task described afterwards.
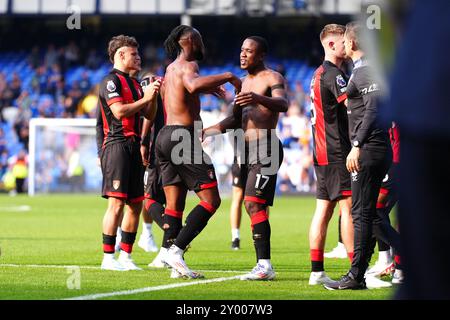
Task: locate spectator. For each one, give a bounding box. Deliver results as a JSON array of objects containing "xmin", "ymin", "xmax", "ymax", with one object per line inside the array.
[
  {"xmin": 10, "ymin": 72, "xmax": 22, "ymax": 100},
  {"xmin": 79, "ymin": 86, "xmax": 99, "ymax": 118},
  {"xmin": 44, "ymin": 44, "xmax": 59, "ymax": 69},
  {"xmin": 79, "ymin": 71, "xmax": 91, "ymax": 94},
  {"xmin": 12, "ymin": 150, "xmax": 28, "ymax": 194},
  {"xmin": 16, "ymin": 90, "xmax": 32, "ymax": 112},
  {"xmin": 65, "ymin": 81, "xmax": 83, "ymax": 117},
  {"xmin": 54, "ymin": 79, "xmax": 66, "ymax": 104},
  {"xmin": 31, "ymin": 66, "xmax": 49, "ymax": 94},
  {"xmin": 0, "ymin": 72, "xmax": 14, "ymax": 109},
  {"xmin": 28, "ymin": 46, "xmax": 41, "ymax": 70},
  {"xmin": 64, "ymin": 41, "xmax": 80, "ymax": 68},
  {"xmin": 293, "ymin": 81, "xmax": 306, "ymax": 109},
  {"xmin": 86, "ymin": 48, "xmax": 100, "ymax": 70},
  {"xmin": 47, "ymin": 63, "xmax": 62, "ymax": 97},
  {"xmin": 0, "ymin": 73, "xmax": 8, "ymax": 122},
  {"xmin": 13, "ymin": 117, "xmax": 29, "ymax": 151},
  {"xmin": 0, "ymin": 149, "xmax": 8, "ymax": 181},
  {"xmin": 0, "ymin": 127, "xmax": 6, "ymax": 155}
]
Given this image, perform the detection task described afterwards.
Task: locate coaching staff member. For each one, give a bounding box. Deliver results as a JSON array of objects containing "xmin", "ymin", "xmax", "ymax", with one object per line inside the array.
[{"xmin": 325, "ymin": 23, "xmax": 392, "ymax": 290}]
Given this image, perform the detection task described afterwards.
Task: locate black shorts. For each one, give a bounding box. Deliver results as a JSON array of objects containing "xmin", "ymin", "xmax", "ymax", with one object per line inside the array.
[
  {"xmin": 143, "ymin": 162, "xmax": 166, "ymax": 205},
  {"xmin": 156, "ymin": 125, "xmax": 217, "ymax": 192},
  {"xmin": 241, "ymin": 138, "xmax": 283, "ymax": 207},
  {"xmin": 231, "ymin": 163, "xmax": 246, "ymax": 188},
  {"xmin": 314, "ymin": 163, "xmax": 351, "ymax": 201},
  {"xmin": 101, "ymin": 138, "xmax": 144, "ymax": 203}
]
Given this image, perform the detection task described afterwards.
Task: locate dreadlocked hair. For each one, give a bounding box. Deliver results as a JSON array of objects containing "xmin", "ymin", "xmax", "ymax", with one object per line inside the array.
[{"xmin": 164, "ymin": 25, "xmax": 194, "ymax": 59}]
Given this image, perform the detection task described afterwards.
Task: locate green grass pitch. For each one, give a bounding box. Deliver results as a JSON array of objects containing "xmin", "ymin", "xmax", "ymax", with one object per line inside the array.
[{"xmin": 0, "ymin": 194, "xmax": 394, "ymax": 300}]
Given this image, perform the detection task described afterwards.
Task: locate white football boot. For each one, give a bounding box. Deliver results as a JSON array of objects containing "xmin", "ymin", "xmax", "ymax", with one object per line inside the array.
[
  {"xmin": 324, "ymin": 242, "xmax": 348, "ymax": 259},
  {"xmin": 118, "ymin": 251, "xmax": 142, "ymax": 271},
  {"xmin": 101, "ymin": 254, "xmax": 127, "ymax": 271},
  {"xmin": 240, "ymin": 263, "xmax": 276, "ymax": 281},
  {"xmin": 138, "ymin": 233, "xmax": 159, "ymax": 253},
  {"xmin": 308, "ymin": 271, "xmax": 335, "ymax": 286},
  {"xmin": 163, "ymin": 245, "xmax": 204, "ymax": 279},
  {"xmin": 148, "ymin": 247, "xmax": 168, "ymax": 268},
  {"xmin": 392, "ymin": 269, "xmax": 404, "ymax": 284}
]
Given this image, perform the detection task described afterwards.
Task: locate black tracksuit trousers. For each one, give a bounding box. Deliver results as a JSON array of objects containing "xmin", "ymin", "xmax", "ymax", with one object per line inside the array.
[{"xmin": 350, "ymin": 147, "xmax": 392, "ymax": 282}]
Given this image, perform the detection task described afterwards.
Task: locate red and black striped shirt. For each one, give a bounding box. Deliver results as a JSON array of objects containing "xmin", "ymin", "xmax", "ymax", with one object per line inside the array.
[
  {"xmin": 98, "ymin": 68, "xmax": 143, "ymax": 147},
  {"xmin": 310, "ymin": 60, "xmax": 351, "ymax": 166}
]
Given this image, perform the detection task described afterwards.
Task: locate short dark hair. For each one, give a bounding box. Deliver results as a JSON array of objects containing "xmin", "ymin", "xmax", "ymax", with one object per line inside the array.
[
  {"xmin": 164, "ymin": 25, "xmax": 195, "ymax": 59},
  {"xmin": 246, "ymin": 36, "xmax": 269, "ymax": 55},
  {"xmin": 345, "ymin": 22, "xmax": 362, "ymax": 49},
  {"xmin": 108, "ymin": 35, "xmax": 139, "ymax": 63}
]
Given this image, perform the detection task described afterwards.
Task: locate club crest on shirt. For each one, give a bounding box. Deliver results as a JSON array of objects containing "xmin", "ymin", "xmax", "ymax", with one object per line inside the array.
[
  {"xmin": 106, "ymin": 80, "xmax": 116, "ymax": 92},
  {"xmin": 336, "ymin": 74, "xmax": 347, "ymax": 87},
  {"xmin": 113, "ymin": 180, "xmax": 120, "ymax": 190}
]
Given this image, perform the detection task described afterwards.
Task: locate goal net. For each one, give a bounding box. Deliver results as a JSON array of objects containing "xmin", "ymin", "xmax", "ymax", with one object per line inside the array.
[{"xmin": 28, "ymin": 118, "xmax": 100, "ymax": 196}]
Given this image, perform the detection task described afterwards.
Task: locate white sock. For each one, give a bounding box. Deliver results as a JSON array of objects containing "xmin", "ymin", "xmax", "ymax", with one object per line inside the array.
[
  {"xmin": 169, "ymin": 245, "xmax": 184, "ymax": 256},
  {"xmin": 258, "ymin": 259, "xmax": 272, "ymax": 269},
  {"xmin": 142, "ymin": 223, "xmax": 152, "ymax": 236},
  {"xmin": 116, "ymin": 227, "xmax": 122, "ymax": 241},
  {"xmin": 378, "ymin": 250, "xmax": 392, "ymax": 264},
  {"xmin": 337, "ymin": 242, "xmax": 345, "ymax": 249},
  {"xmin": 119, "ymin": 250, "xmax": 131, "ymax": 260},
  {"xmin": 232, "ymin": 228, "xmax": 240, "ymax": 241},
  {"xmin": 159, "ymin": 247, "xmax": 168, "ymax": 255},
  {"xmin": 103, "ymin": 253, "xmax": 115, "ymax": 259}
]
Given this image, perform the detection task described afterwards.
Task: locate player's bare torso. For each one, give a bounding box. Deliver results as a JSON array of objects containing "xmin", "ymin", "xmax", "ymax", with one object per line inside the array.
[
  {"xmin": 162, "ymin": 59, "xmax": 201, "ymax": 126},
  {"xmin": 241, "ymin": 69, "xmax": 279, "ymax": 140}
]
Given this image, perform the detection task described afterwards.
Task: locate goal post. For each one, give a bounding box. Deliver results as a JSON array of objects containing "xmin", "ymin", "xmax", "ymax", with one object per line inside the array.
[{"xmin": 28, "ymin": 118, "xmax": 99, "ymax": 196}]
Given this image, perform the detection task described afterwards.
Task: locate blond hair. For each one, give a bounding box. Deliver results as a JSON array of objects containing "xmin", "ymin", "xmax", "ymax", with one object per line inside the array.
[{"xmin": 320, "ymin": 24, "xmax": 346, "ymax": 42}]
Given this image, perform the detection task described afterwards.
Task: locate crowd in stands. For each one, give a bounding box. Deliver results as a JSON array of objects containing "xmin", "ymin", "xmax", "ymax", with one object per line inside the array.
[{"xmin": 0, "ymin": 41, "xmax": 317, "ymax": 195}]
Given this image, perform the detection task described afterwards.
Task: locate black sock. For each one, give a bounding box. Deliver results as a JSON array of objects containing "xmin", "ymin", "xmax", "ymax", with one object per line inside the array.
[
  {"xmin": 162, "ymin": 214, "xmax": 182, "ymax": 249},
  {"xmin": 120, "ymin": 231, "xmax": 137, "ymax": 253},
  {"xmin": 174, "ymin": 205, "xmax": 212, "ymax": 250},
  {"xmin": 252, "ymin": 220, "xmax": 271, "ymax": 260},
  {"xmin": 311, "ymin": 261, "xmax": 324, "ymax": 272},
  {"xmin": 338, "ymin": 213, "xmax": 343, "ymax": 243},
  {"xmin": 102, "ymin": 233, "xmax": 116, "ymax": 254},
  {"xmin": 147, "ymin": 201, "xmax": 165, "ymax": 229}
]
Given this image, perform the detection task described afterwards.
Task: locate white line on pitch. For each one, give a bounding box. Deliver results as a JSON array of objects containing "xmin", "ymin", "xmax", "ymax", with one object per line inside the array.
[
  {"xmin": 0, "ymin": 205, "xmax": 31, "ymax": 212},
  {"xmin": 0, "ymin": 264, "xmax": 99, "ymax": 269},
  {"xmin": 64, "ymin": 275, "xmax": 243, "ymax": 300},
  {"xmin": 0, "ymin": 263, "xmax": 243, "ymax": 273}
]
